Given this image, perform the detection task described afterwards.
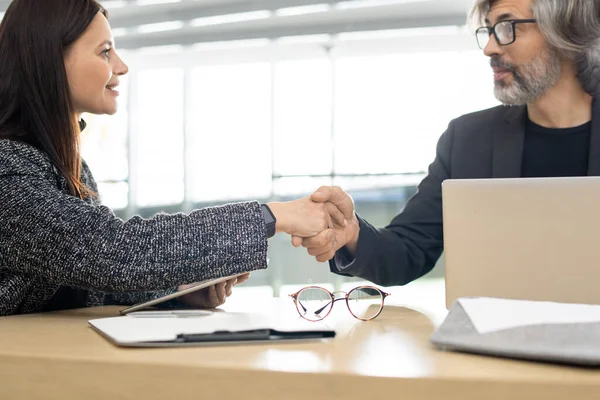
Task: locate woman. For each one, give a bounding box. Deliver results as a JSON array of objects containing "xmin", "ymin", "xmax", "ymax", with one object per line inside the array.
[{"xmin": 0, "ymin": 0, "xmax": 342, "ymax": 316}]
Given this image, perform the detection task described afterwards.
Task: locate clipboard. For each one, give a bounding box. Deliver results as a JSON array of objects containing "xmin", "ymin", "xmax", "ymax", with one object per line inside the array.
[
  {"xmin": 430, "ymin": 299, "xmax": 600, "ymax": 367},
  {"xmin": 89, "ymin": 310, "xmax": 336, "ymax": 348}
]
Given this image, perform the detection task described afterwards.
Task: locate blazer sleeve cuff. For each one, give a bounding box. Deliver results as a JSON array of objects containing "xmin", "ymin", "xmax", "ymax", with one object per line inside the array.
[{"xmin": 329, "ymin": 215, "xmax": 375, "ymax": 277}]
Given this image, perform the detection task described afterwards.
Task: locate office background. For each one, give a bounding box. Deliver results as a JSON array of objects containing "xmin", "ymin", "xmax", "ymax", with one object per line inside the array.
[{"xmin": 0, "ymin": 0, "xmax": 499, "ymax": 294}]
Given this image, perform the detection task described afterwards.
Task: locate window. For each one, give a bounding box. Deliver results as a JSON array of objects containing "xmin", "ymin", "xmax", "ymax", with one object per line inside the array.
[
  {"xmin": 91, "ymin": 34, "xmax": 499, "ymax": 208},
  {"xmin": 135, "ymin": 68, "xmax": 185, "ymax": 207},
  {"xmin": 80, "ymin": 75, "xmax": 129, "ymax": 209},
  {"xmin": 273, "ymin": 59, "xmax": 333, "ymax": 176},
  {"xmin": 334, "ymin": 51, "xmax": 498, "ymax": 175},
  {"xmin": 187, "ymin": 63, "xmax": 272, "ymax": 201}
]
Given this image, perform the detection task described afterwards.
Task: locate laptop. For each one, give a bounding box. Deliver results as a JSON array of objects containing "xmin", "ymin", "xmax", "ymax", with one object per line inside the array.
[{"xmin": 442, "ymin": 177, "xmax": 600, "ymax": 308}]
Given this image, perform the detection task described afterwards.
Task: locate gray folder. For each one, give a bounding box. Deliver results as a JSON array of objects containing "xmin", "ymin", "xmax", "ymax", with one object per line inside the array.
[{"xmin": 430, "ymin": 301, "xmax": 600, "ymax": 367}]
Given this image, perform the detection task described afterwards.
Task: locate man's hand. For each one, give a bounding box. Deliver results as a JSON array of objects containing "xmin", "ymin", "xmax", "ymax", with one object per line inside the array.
[
  {"xmin": 291, "ymin": 186, "xmax": 360, "ymax": 262},
  {"xmin": 177, "ymin": 273, "xmax": 251, "ymax": 308}
]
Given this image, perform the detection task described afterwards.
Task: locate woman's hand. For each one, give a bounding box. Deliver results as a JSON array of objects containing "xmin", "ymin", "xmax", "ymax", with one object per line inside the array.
[
  {"xmin": 177, "ymin": 273, "xmax": 251, "ymax": 309},
  {"xmin": 267, "ymin": 196, "xmax": 346, "ymax": 238}
]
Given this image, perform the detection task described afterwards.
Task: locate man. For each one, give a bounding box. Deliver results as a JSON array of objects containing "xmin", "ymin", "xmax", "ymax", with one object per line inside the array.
[{"xmin": 293, "ymin": 0, "xmax": 600, "ymax": 286}]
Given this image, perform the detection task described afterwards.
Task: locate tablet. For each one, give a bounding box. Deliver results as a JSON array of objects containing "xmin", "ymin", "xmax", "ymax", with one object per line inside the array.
[{"xmin": 119, "ymin": 272, "xmax": 249, "ymax": 315}]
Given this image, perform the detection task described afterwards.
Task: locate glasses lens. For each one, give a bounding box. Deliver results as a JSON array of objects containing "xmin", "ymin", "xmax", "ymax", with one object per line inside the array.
[
  {"xmin": 495, "ymin": 21, "xmax": 514, "ymax": 45},
  {"xmin": 476, "ymin": 28, "xmax": 490, "ymax": 49},
  {"xmin": 295, "ymin": 287, "xmax": 333, "ymax": 321},
  {"xmin": 347, "ymin": 286, "xmax": 384, "ymax": 320}
]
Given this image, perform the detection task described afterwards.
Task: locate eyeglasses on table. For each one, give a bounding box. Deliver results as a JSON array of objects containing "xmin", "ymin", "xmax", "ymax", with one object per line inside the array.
[{"xmin": 289, "ymin": 285, "xmax": 391, "ymax": 322}]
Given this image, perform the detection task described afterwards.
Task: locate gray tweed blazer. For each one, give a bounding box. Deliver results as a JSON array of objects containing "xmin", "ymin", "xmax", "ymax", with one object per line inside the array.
[{"xmin": 0, "ymin": 139, "xmax": 268, "ymax": 316}]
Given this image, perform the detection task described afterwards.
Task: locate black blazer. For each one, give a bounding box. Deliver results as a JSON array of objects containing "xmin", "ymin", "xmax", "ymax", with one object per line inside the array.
[{"xmin": 330, "ymin": 101, "xmax": 600, "ymax": 287}]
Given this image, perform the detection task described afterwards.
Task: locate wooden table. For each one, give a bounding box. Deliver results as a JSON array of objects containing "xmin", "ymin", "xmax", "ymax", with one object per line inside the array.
[{"xmin": 0, "ymin": 296, "xmax": 599, "ymax": 400}]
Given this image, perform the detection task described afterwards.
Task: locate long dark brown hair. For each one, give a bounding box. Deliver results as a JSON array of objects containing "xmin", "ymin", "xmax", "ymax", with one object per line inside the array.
[{"xmin": 0, "ymin": 0, "xmax": 106, "ymax": 198}]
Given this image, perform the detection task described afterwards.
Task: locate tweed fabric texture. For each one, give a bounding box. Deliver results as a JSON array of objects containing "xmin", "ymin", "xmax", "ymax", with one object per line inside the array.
[{"xmin": 0, "ymin": 139, "xmax": 268, "ymax": 316}]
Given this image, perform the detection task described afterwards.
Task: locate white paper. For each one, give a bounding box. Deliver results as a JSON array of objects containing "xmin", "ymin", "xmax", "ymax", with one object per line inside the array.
[
  {"xmin": 458, "ymin": 297, "xmax": 600, "ymax": 334},
  {"xmin": 89, "ymin": 311, "xmax": 332, "ymax": 344}
]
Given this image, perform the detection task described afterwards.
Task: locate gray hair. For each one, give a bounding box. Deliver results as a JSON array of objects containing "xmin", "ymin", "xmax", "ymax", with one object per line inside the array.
[{"xmin": 469, "ymin": 0, "xmax": 600, "ymax": 95}]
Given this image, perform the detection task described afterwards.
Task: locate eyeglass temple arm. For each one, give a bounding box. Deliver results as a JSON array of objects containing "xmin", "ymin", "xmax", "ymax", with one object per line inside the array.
[
  {"xmin": 314, "ymin": 297, "xmax": 345, "ymax": 315},
  {"xmin": 289, "ymin": 295, "xmax": 309, "ymax": 313}
]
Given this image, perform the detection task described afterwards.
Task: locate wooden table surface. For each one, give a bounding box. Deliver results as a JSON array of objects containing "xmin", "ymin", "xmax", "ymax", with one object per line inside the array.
[{"xmin": 0, "ymin": 295, "xmax": 599, "ymax": 400}]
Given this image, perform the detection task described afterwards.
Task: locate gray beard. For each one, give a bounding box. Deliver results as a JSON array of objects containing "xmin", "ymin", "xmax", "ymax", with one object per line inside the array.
[{"xmin": 494, "ymin": 48, "xmax": 562, "ymax": 106}]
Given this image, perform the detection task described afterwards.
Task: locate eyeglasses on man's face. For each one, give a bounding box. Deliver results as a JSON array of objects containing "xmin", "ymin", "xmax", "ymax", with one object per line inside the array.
[
  {"xmin": 289, "ymin": 285, "xmax": 390, "ymax": 322},
  {"xmin": 476, "ymin": 19, "xmax": 537, "ymax": 50}
]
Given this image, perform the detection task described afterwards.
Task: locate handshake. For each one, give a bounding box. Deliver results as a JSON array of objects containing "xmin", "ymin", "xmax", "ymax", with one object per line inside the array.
[
  {"xmin": 178, "ymin": 186, "xmax": 360, "ymax": 310},
  {"xmin": 267, "ymin": 186, "xmax": 360, "ymax": 262}
]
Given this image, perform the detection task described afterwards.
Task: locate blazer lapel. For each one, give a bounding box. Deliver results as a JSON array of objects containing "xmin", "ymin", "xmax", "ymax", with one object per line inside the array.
[
  {"xmin": 587, "ymin": 98, "xmax": 600, "ymax": 176},
  {"xmin": 492, "ymin": 105, "xmax": 527, "ymax": 178}
]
